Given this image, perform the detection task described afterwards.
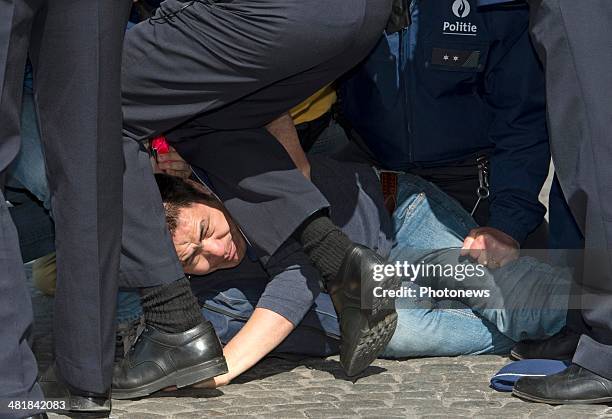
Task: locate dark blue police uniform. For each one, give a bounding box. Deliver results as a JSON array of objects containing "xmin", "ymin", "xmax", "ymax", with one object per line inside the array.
[{"xmin": 341, "ymin": 0, "xmax": 550, "ymax": 245}]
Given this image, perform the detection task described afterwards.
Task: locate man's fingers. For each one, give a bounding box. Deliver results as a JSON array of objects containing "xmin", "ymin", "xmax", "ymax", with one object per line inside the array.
[
  {"xmin": 465, "ymin": 235, "xmax": 486, "ymax": 265},
  {"xmin": 468, "ymin": 235, "xmax": 487, "ymax": 262},
  {"xmin": 476, "ymin": 248, "xmax": 491, "ymax": 266},
  {"xmin": 461, "ymin": 235, "xmax": 476, "ymax": 256},
  {"xmin": 469, "ymin": 247, "xmax": 483, "ymax": 262}
]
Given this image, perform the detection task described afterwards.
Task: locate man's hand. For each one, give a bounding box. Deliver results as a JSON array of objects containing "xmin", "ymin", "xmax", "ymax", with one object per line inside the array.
[
  {"xmin": 150, "ymin": 145, "xmax": 192, "ymax": 180},
  {"xmin": 461, "ymin": 227, "xmax": 520, "ymax": 269},
  {"xmin": 189, "ymin": 374, "xmax": 232, "ymax": 389},
  {"xmin": 190, "ymin": 308, "xmax": 295, "ymax": 390}
]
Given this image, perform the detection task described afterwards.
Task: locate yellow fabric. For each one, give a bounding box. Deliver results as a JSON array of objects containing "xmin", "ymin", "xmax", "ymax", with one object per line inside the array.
[{"xmin": 290, "ymin": 85, "xmax": 337, "ymax": 125}]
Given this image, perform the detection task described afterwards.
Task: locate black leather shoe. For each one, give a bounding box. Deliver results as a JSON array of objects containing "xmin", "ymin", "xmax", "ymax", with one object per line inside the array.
[
  {"xmin": 510, "ymin": 327, "xmax": 580, "ymax": 360},
  {"xmin": 39, "ymin": 365, "xmax": 111, "ymax": 416},
  {"xmin": 112, "ymin": 320, "xmax": 227, "ymax": 399},
  {"xmin": 513, "ymin": 364, "xmax": 612, "ymax": 404},
  {"xmin": 329, "ymin": 245, "xmax": 399, "ymax": 376}
]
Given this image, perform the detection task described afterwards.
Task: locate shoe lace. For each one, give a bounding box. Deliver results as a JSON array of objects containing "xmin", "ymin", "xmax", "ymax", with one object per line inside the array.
[{"xmin": 115, "ymin": 317, "xmax": 145, "ymax": 361}]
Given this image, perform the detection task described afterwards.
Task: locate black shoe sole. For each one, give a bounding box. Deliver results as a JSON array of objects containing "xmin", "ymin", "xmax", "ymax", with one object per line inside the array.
[
  {"xmin": 340, "ymin": 263, "xmax": 400, "ymax": 377},
  {"xmin": 509, "ymin": 349, "xmax": 573, "ymax": 362},
  {"xmin": 45, "ymin": 411, "xmax": 110, "ymax": 418},
  {"xmin": 513, "ymin": 388, "xmax": 612, "ymax": 405},
  {"xmin": 340, "ymin": 307, "xmax": 398, "ymax": 377},
  {"xmin": 112, "ymin": 357, "xmax": 228, "ymax": 400}
]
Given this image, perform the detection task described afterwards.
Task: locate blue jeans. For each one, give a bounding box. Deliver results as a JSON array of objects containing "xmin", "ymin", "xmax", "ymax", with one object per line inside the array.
[
  {"xmin": 195, "ymin": 172, "xmax": 570, "ymax": 358},
  {"xmin": 6, "ymin": 90, "xmax": 51, "ymax": 210},
  {"xmin": 382, "ymin": 173, "xmax": 569, "ymax": 358},
  {"xmin": 6, "ymin": 90, "xmax": 55, "ymax": 262}
]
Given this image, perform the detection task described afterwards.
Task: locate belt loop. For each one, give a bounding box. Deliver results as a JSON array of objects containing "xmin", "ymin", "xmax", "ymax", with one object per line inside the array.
[{"xmin": 380, "ymin": 172, "xmax": 399, "ymax": 214}]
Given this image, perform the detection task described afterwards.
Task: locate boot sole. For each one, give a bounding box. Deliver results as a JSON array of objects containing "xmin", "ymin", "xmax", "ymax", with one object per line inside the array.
[
  {"xmin": 45, "ymin": 404, "xmax": 110, "ymax": 418},
  {"xmin": 340, "ymin": 264, "xmax": 400, "ymax": 377},
  {"xmin": 340, "ymin": 308, "xmax": 398, "ymax": 377},
  {"xmin": 513, "ymin": 388, "xmax": 612, "ymax": 405},
  {"xmin": 510, "ymin": 349, "xmax": 573, "ymax": 362},
  {"xmin": 112, "ymin": 357, "xmax": 228, "ymax": 400}
]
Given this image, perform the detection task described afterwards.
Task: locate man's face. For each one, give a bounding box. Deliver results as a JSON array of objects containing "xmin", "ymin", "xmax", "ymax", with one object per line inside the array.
[{"xmin": 171, "ymin": 191, "xmax": 247, "ymax": 275}]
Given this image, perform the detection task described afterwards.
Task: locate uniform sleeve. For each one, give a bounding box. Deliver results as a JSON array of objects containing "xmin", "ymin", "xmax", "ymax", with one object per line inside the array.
[{"xmin": 483, "ymin": 14, "xmax": 550, "ymax": 244}]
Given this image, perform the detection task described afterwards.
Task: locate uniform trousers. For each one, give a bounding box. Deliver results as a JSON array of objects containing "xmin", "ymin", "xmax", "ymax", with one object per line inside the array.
[
  {"xmin": 529, "ymin": 0, "xmax": 612, "ymax": 379},
  {"xmin": 0, "ymin": 0, "xmax": 131, "ymax": 415}
]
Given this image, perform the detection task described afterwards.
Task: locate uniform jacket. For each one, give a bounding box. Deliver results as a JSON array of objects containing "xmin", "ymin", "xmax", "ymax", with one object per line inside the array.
[{"xmin": 340, "ymin": 0, "xmax": 550, "ymax": 243}]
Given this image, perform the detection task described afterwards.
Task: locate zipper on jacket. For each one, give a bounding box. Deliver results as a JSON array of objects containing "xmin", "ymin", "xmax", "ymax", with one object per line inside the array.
[
  {"xmin": 407, "ymin": 0, "xmax": 419, "ymax": 164},
  {"xmin": 399, "ymin": 1, "xmax": 415, "ymax": 164}
]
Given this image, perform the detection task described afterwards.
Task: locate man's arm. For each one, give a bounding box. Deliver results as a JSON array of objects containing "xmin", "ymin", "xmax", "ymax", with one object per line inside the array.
[
  {"xmin": 266, "ymin": 112, "xmax": 311, "ymax": 179},
  {"xmin": 196, "ymin": 307, "xmax": 294, "ymax": 387},
  {"xmin": 464, "ymin": 13, "xmax": 550, "ymax": 266},
  {"xmin": 196, "ymin": 241, "xmax": 322, "ymax": 387}
]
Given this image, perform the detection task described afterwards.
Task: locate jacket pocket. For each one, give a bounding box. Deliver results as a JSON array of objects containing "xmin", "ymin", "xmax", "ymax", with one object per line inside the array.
[{"xmin": 419, "ymin": 41, "xmax": 489, "ymax": 98}]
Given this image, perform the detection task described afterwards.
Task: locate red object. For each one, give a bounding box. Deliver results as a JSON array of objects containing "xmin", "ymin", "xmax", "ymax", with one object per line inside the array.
[{"xmin": 151, "ymin": 136, "xmax": 171, "ymax": 154}]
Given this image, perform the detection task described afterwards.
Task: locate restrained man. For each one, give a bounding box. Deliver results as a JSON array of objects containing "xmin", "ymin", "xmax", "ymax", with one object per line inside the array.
[{"xmin": 143, "ymin": 157, "xmax": 573, "ymax": 386}]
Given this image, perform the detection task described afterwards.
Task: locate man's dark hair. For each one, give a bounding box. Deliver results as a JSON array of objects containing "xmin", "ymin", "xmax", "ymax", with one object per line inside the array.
[{"xmin": 154, "ymin": 173, "xmax": 216, "ymax": 234}]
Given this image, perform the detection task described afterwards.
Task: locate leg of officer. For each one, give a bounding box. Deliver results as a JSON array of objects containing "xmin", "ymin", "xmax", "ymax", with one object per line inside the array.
[
  {"xmin": 513, "ymin": 0, "xmax": 612, "ymax": 403},
  {"xmin": 0, "ymin": 0, "xmax": 45, "ymax": 416},
  {"xmin": 163, "ymin": 0, "xmax": 392, "ymax": 259},
  {"xmin": 28, "ymin": 0, "xmax": 132, "ymax": 394}
]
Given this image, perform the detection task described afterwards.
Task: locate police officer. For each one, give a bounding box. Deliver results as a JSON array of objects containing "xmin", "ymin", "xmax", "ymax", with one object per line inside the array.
[
  {"xmin": 0, "ymin": 0, "xmax": 132, "ymax": 417},
  {"xmin": 503, "ymin": 0, "xmax": 612, "ymax": 405},
  {"xmin": 341, "ymin": 0, "xmax": 550, "ymax": 268}
]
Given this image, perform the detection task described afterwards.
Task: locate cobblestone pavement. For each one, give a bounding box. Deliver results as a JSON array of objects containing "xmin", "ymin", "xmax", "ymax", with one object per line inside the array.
[{"xmin": 29, "ymin": 287, "xmax": 612, "ymax": 419}]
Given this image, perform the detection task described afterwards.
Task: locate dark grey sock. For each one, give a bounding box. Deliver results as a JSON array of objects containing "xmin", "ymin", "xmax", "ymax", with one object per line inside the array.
[
  {"xmin": 296, "ymin": 214, "xmax": 353, "ymax": 284},
  {"xmin": 140, "ymin": 277, "xmax": 202, "ymax": 333}
]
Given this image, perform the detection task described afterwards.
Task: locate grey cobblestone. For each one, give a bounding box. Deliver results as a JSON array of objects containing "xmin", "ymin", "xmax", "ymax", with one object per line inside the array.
[
  {"xmin": 29, "ymin": 278, "xmax": 612, "ymax": 419},
  {"xmin": 334, "ymin": 400, "xmax": 389, "ymax": 410},
  {"xmin": 355, "ymin": 408, "xmax": 411, "ymax": 417},
  {"xmin": 265, "ymin": 410, "xmax": 308, "ymax": 418},
  {"xmin": 270, "ymin": 402, "xmax": 337, "ymax": 411},
  {"xmin": 304, "ymin": 408, "xmax": 358, "ymax": 418}
]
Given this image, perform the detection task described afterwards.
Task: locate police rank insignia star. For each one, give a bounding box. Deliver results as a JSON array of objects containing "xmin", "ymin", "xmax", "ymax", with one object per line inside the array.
[{"xmin": 431, "ymin": 47, "xmax": 481, "ymax": 69}]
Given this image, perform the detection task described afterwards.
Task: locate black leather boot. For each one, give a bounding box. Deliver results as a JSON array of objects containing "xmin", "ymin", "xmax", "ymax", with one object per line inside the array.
[
  {"xmin": 39, "ymin": 365, "xmax": 111, "ymax": 416},
  {"xmin": 329, "ymin": 245, "xmax": 399, "ymax": 376},
  {"xmin": 112, "ymin": 320, "xmax": 227, "ymax": 399},
  {"xmin": 513, "ymin": 364, "xmax": 612, "ymax": 404},
  {"xmin": 511, "ymin": 327, "xmax": 580, "ymax": 360}
]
